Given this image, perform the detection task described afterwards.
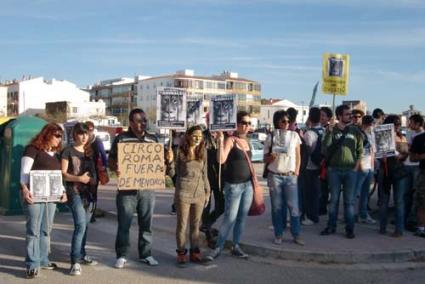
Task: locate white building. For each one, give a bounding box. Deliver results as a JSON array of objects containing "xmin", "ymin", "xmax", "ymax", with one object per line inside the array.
[
  {"xmin": 0, "ymin": 86, "xmax": 7, "ymax": 117},
  {"xmin": 5, "ymin": 77, "xmax": 90, "ymax": 116},
  {"xmin": 45, "ymin": 100, "xmax": 111, "ymax": 123},
  {"xmin": 260, "ymin": 99, "xmax": 309, "ymax": 127}
]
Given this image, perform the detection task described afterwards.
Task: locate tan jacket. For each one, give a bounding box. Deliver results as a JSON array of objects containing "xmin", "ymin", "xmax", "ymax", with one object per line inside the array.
[{"xmin": 168, "ymin": 152, "xmax": 210, "ymax": 204}]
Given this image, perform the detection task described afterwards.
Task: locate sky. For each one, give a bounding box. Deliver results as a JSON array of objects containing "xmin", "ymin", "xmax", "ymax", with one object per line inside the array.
[{"xmin": 1, "ymin": 0, "xmax": 424, "ymax": 114}]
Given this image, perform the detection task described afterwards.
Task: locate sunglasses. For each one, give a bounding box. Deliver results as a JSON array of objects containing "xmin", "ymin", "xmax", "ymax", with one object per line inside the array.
[
  {"xmin": 53, "ymin": 134, "xmax": 63, "ymax": 139},
  {"xmin": 133, "ymin": 119, "xmax": 148, "ymax": 124},
  {"xmin": 239, "ymin": 121, "xmax": 251, "ymax": 126}
]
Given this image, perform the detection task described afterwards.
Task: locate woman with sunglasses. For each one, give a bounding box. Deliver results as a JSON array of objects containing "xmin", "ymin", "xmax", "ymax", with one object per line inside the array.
[
  {"xmin": 205, "ymin": 111, "xmax": 254, "ymax": 261},
  {"xmin": 20, "ymin": 123, "xmax": 67, "ymax": 278},
  {"xmin": 379, "ymin": 115, "xmax": 409, "ymax": 237},
  {"xmin": 264, "ymin": 110, "xmax": 304, "ymax": 246},
  {"xmin": 167, "ymin": 125, "xmax": 210, "ymax": 265},
  {"xmin": 61, "ymin": 123, "xmax": 98, "ymax": 276}
]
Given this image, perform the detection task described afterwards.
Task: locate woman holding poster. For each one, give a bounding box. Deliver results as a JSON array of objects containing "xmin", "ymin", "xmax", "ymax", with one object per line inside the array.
[
  {"xmin": 205, "ymin": 111, "xmax": 254, "ymax": 261},
  {"xmin": 379, "ymin": 115, "xmax": 409, "ymax": 237},
  {"xmin": 61, "ymin": 123, "xmax": 98, "ymax": 276},
  {"xmin": 167, "ymin": 125, "xmax": 210, "ymax": 265},
  {"xmin": 20, "ymin": 123, "xmax": 67, "ymax": 278}
]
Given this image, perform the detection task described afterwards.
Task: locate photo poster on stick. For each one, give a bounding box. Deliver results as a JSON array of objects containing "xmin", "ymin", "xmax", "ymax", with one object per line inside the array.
[
  {"xmin": 187, "ymin": 95, "xmax": 204, "ymax": 127},
  {"xmin": 322, "ymin": 53, "xmax": 350, "ymax": 95},
  {"xmin": 29, "ymin": 170, "xmax": 63, "ymax": 202},
  {"xmin": 209, "ymin": 95, "xmax": 237, "ymax": 131},
  {"xmin": 117, "ymin": 143, "xmax": 166, "ymax": 190},
  {"xmin": 156, "ymin": 87, "xmax": 187, "ymax": 130},
  {"xmin": 373, "ymin": 123, "xmax": 396, "ymax": 158}
]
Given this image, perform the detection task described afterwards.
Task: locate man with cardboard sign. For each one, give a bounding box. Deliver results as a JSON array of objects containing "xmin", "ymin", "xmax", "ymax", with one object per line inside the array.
[{"xmin": 109, "ymin": 108, "xmax": 173, "ymax": 269}]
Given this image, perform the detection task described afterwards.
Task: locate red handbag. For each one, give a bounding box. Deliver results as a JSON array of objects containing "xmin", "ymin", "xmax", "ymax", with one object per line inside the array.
[
  {"xmin": 97, "ymin": 156, "xmax": 110, "ymax": 185},
  {"xmin": 233, "ymin": 138, "xmax": 266, "ymax": 216}
]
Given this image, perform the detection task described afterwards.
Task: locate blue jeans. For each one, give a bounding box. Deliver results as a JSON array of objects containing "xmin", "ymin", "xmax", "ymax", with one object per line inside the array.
[
  {"xmin": 115, "ymin": 190, "xmax": 155, "ymax": 259},
  {"xmin": 380, "ymin": 176, "xmax": 408, "ymax": 233},
  {"xmin": 327, "ymin": 168, "xmax": 357, "ymax": 233},
  {"xmin": 215, "ymin": 181, "xmax": 253, "ymax": 250},
  {"xmin": 355, "ymin": 169, "xmax": 373, "ymax": 219},
  {"xmin": 68, "ymin": 193, "xmax": 90, "ymax": 264},
  {"xmin": 268, "ymin": 174, "xmax": 301, "ymax": 238},
  {"xmin": 24, "ymin": 202, "xmax": 57, "ymax": 270}
]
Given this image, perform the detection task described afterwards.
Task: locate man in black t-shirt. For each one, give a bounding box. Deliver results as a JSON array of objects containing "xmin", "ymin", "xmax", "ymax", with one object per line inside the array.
[
  {"xmin": 410, "ymin": 132, "xmax": 425, "ymax": 237},
  {"xmin": 109, "ymin": 108, "xmax": 173, "ymax": 268}
]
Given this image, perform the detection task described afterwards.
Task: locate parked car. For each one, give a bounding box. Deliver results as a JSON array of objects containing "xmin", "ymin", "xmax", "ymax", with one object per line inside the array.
[
  {"xmin": 249, "ymin": 139, "xmax": 264, "ymax": 162},
  {"xmin": 96, "ymin": 131, "xmax": 111, "ymax": 152},
  {"xmin": 248, "ymin": 132, "xmax": 267, "ymax": 143}
]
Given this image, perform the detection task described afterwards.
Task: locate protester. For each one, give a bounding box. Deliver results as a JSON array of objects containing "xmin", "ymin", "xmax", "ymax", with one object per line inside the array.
[
  {"xmin": 321, "ymin": 104, "xmax": 363, "ymax": 239},
  {"xmin": 404, "ymin": 114, "xmax": 424, "ymax": 230},
  {"xmin": 351, "ymin": 109, "xmax": 364, "ymax": 127},
  {"xmin": 355, "ymin": 115, "xmax": 376, "ymax": 224},
  {"xmin": 319, "ymin": 106, "xmax": 333, "ymax": 216},
  {"xmin": 264, "ymin": 110, "xmax": 304, "ymax": 245},
  {"xmin": 302, "ymin": 107, "xmax": 324, "ymax": 224},
  {"xmin": 109, "ymin": 108, "xmax": 173, "ymax": 269},
  {"xmin": 379, "ymin": 115, "xmax": 409, "ymax": 237},
  {"xmin": 372, "ymin": 108, "xmax": 385, "ymax": 126},
  {"xmin": 167, "ymin": 125, "xmax": 210, "ymax": 265},
  {"xmin": 205, "ymin": 111, "xmax": 254, "ymax": 261},
  {"xmin": 61, "ymin": 122, "xmax": 98, "ymax": 276},
  {"xmin": 169, "ymin": 130, "xmax": 184, "ymax": 215},
  {"xmin": 409, "ymin": 125, "xmax": 425, "ymax": 237},
  {"xmin": 20, "ymin": 123, "xmax": 67, "ymax": 278},
  {"xmin": 85, "ymin": 121, "xmax": 108, "ymax": 223},
  {"xmin": 201, "ymin": 129, "xmax": 224, "ymax": 248}
]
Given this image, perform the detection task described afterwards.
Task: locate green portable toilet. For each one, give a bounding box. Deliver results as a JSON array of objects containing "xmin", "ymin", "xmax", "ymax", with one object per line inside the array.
[{"xmin": 0, "ymin": 116, "xmax": 46, "ymax": 215}]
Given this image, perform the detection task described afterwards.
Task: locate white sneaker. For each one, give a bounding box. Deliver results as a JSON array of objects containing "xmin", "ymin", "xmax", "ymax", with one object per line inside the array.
[
  {"xmin": 360, "ymin": 215, "xmax": 376, "ymax": 224},
  {"xmin": 301, "ymin": 218, "xmax": 314, "ymax": 226},
  {"xmin": 115, "ymin": 257, "xmax": 127, "ymax": 269},
  {"xmin": 81, "ymin": 255, "xmax": 98, "ymax": 266},
  {"xmin": 273, "ymin": 237, "xmax": 282, "ymax": 245},
  {"xmin": 70, "ymin": 263, "xmax": 81, "ymax": 276}
]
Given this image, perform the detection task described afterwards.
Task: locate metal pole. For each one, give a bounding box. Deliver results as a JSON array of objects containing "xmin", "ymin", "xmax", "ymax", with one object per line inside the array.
[{"xmin": 332, "ymin": 94, "xmax": 336, "ymax": 117}]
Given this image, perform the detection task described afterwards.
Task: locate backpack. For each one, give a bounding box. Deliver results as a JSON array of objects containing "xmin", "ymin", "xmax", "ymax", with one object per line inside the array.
[{"xmin": 310, "ymin": 128, "xmax": 324, "ymax": 166}]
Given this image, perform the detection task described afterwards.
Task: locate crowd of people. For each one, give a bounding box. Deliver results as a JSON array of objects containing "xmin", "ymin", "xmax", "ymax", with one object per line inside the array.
[{"xmin": 18, "ymin": 106, "xmax": 425, "ymax": 278}]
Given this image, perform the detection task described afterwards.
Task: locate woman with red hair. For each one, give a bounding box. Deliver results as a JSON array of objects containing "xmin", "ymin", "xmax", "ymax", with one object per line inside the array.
[{"xmin": 20, "ymin": 123, "xmax": 67, "ymax": 278}]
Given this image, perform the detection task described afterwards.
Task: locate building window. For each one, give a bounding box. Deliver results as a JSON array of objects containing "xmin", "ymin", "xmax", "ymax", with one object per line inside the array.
[{"xmin": 73, "ymin": 107, "xmax": 78, "ymax": 113}]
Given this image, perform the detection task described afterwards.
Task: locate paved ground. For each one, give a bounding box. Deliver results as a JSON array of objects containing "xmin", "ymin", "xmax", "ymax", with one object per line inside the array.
[{"xmin": 2, "ymin": 163, "xmax": 425, "ymax": 283}]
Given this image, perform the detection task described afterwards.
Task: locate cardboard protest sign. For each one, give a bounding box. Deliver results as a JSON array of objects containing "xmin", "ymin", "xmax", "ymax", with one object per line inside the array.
[
  {"xmin": 373, "ymin": 124, "xmax": 396, "ymax": 158},
  {"xmin": 209, "ymin": 95, "xmax": 237, "ymax": 131},
  {"xmin": 156, "ymin": 87, "xmax": 186, "ymax": 130},
  {"xmin": 187, "ymin": 96, "xmax": 204, "ymax": 127},
  {"xmin": 30, "ymin": 170, "xmax": 63, "ymax": 202},
  {"xmin": 322, "ymin": 53, "xmax": 350, "ymax": 95},
  {"xmin": 117, "ymin": 143, "xmax": 166, "ymax": 190}
]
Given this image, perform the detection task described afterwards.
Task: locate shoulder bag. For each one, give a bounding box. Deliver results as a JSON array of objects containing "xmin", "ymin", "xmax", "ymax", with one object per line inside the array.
[{"xmin": 233, "ymin": 137, "xmax": 266, "ymax": 216}]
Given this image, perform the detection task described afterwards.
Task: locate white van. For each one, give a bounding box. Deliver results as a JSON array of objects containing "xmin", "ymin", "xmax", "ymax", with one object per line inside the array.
[{"xmin": 96, "ymin": 131, "xmax": 111, "ymax": 152}]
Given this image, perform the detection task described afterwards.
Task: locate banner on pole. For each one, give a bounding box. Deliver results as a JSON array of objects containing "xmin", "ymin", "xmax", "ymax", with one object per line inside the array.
[{"xmin": 322, "ymin": 53, "xmax": 350, "ymax": 95}]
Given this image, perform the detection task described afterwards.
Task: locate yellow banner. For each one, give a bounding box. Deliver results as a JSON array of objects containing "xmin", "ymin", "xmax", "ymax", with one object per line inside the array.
[{"xmin": 322, "ymin": 53, "xmax": 350, "ymax": 95}]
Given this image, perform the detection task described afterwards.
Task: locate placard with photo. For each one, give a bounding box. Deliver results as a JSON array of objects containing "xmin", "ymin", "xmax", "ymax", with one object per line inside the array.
[
  {"xmin": 209, "ymin": 95, "xmax": 237, "ymax": 131},
  {"xmin": 373, "ymin": 124, "xmax": 396, "ymax": 158},
  {"xmin": 156, "ymin": 87, "xmax": 187, "ymax": 129},
  {"xmin": 30, "ymin": 170, "xmax": 64, "ymax": 203},
  {"xmin": 187, "ymin": 96, "xmax": 204, "ymax": 127}
]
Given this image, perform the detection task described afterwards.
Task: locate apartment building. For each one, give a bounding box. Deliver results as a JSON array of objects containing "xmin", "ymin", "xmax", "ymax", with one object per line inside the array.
[{"xmin": 138, "ymin": 70, "xmax": 261, "ymax": 129}]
